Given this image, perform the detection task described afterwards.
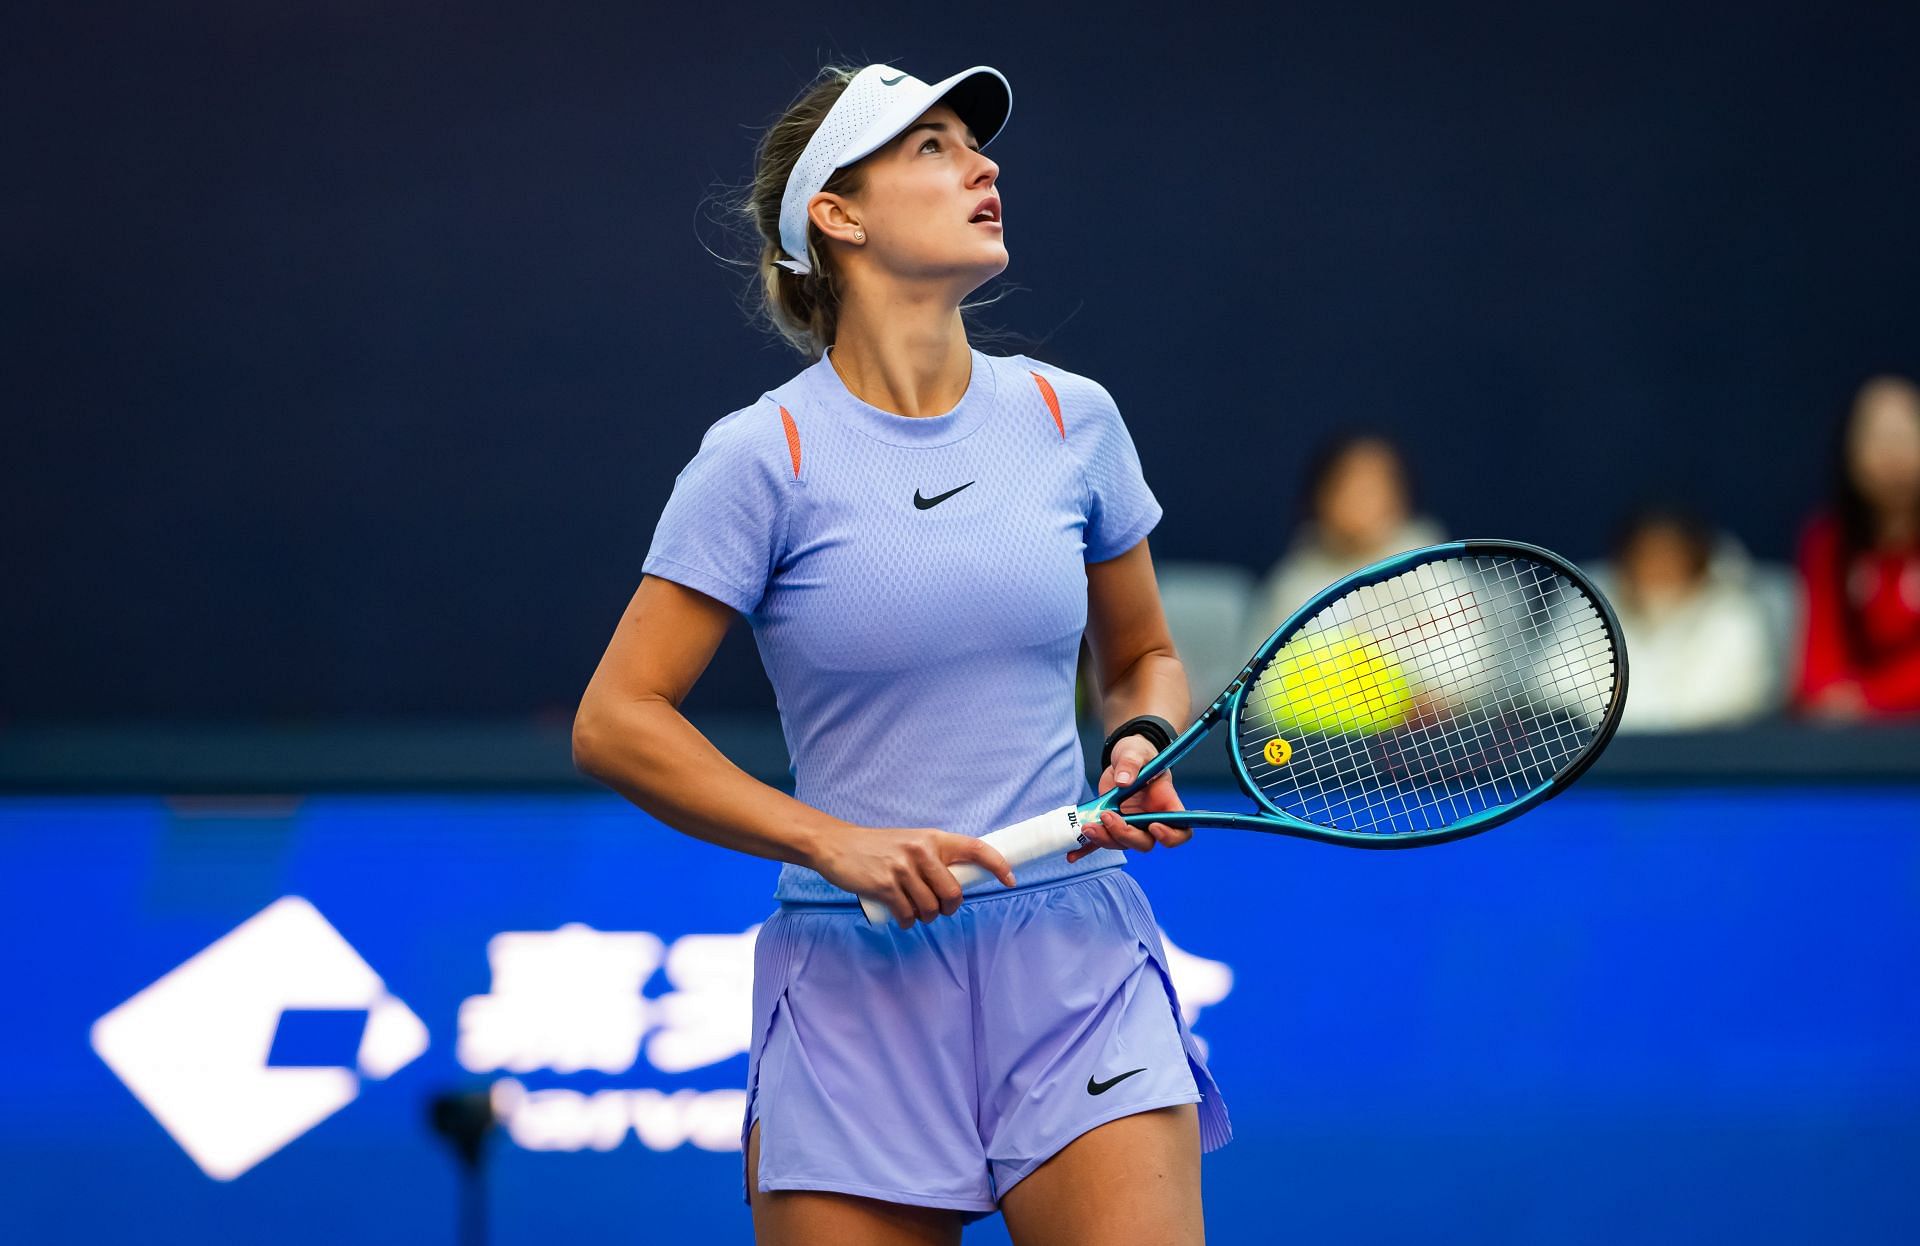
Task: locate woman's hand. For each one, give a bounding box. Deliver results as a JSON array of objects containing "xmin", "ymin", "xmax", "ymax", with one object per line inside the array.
[
  {"xmin": 811, "ymin": 826, "xmax": 1017, "ymax": 930},
  {"xmin": 1067, "ymin": 734, "xmax": 1191, "ymax": 863}
]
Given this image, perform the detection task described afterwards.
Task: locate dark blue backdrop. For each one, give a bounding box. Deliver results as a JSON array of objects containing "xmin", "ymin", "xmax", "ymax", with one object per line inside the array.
[
  {"xmin": 4, "ymin": 784, "xmax": 1917, "ymax": 1244},
  {"xmin": 9, "ymin": 1, "xmax": 1919, "ymax": 716}
]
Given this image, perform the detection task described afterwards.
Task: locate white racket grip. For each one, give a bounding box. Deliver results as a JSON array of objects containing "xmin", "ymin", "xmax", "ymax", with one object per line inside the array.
[{"xmin": 858, "ymin": 805, "xmax": 1088, "ymax": 926}]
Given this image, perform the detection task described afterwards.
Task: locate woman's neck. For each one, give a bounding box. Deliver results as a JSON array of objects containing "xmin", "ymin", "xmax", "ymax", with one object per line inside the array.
[{"xmin": 828, "ymin": 287, "xmax": 971, "ymax": 419}]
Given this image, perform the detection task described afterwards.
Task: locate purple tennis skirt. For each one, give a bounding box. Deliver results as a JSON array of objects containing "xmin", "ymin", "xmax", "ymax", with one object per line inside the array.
[{"xmin": 741, "ymin": 864, "xmax": 1232, "ymax": 1218}]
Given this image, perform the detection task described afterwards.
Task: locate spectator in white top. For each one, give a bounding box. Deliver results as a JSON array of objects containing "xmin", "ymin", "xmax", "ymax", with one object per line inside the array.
[
  {"xmin": 1245, "ymin": 433, "xmax": 1443, "ymax": 650},
  {"xmin": 1607, "ymin": 507, "xmax": 1774, "ymax": 731}
]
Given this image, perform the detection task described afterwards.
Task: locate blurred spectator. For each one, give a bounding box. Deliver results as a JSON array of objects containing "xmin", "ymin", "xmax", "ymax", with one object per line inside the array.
[
  {"xmin": 1795, "ymin": 375, "xmax": 1920, "ymax": 719},
  {"xmin": 1245, "ymin": 434, "xmax": 1442, "ymax": 646},
  {"xmin": 1606, "ymin": 508, "xmax": 1773, "ymax": 732}
]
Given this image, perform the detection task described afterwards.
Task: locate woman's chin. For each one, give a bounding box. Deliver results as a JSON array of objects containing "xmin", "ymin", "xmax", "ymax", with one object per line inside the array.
[
  {"xmin": 903, "ymin": 245, "xmax": 1008, "ymax": 286},
  {"xmin": 940, "ymin": 255, "xmax": 1008, "ymax": 290},
  {"xmin": 971, "ymin": 242, "xmax": 1010, "ymax": 277}
]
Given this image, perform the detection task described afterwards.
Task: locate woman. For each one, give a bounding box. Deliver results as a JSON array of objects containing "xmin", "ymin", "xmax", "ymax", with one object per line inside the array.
[
  {"xmin": 572, "ymin": 63, "xmax": 1230, "ymax": 1244},
  {"xmin": 1607, "ymin": 507, "xmax": 1772, "ymax": 731},
  {"xmin": 1795, "ymin": 374, "xmax": 1920, "ymax": 718}
]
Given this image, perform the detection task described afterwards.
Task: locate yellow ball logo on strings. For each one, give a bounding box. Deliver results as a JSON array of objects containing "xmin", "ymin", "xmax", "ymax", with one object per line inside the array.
[{"xmin": 1258, "ymin": 633, "xmax": 1414, "ymax": 735}]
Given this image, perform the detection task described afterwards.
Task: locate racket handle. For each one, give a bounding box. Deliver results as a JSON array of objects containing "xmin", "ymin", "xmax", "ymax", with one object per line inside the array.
[{"xmin": 858, "ymin": 805, "xmax": 1088, "ymax": 926}]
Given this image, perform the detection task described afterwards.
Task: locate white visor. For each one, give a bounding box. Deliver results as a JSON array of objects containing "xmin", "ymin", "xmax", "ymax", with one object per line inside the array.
[{"xmin": 776, "ymin": 63, "xmax": 1012, "ymax": 275}]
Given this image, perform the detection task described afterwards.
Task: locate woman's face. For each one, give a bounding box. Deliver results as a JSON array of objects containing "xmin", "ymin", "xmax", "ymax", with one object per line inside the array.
[
  {"xmin": 1316, "ymin": 441, "xmax": 1410, "ymax": 553},
  {"xmin": 1847, "ymin": 379, "xmax": 1920, "ymax": 518},
  {"xmin": 1620, "ymin": 523, "xmax": 1706, "ymax": 611},
  {"xmin": 826, "ymin": 103, "xmax": 1006, "ymax": 289}
]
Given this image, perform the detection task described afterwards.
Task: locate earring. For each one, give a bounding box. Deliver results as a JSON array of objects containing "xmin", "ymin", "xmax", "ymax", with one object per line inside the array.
[{"xmin": 853, "ymin": 230, "xmax": 865, "ymax": 242}]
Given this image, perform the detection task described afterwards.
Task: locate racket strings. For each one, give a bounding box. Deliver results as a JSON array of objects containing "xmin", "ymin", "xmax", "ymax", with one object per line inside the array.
[
  {"xmin": 1254, "ymin": 602, "xmax": 1545, "ymax": 826},
  {"xmin": 1307, "ymin": 562, "xmax": 1607, "ymax": 825},
  {"xmin": 1235, "ymin": 555, "xmax": 1618, "ymax": 835},
  {"xmin": 1277, "ymin": 560, "xmax": 1609, "ymax": 828}
]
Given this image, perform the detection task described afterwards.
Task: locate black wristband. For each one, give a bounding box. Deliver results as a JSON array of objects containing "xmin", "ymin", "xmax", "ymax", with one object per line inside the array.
[{"xmin": 1100, "ymin": 714, "xmax": 1177, "ymax": 771}]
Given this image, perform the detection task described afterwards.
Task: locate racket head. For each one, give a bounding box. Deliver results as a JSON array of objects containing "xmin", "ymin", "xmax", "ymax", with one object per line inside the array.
[{"xmin": 1219, "ymin": 539, "xmax": 1627, "ymax": 845}]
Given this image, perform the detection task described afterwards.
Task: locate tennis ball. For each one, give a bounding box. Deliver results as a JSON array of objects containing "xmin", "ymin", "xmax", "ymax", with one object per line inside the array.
[{"xmin": 1258, "ymin": 635, "xmax": 1413, "ymax": 735}]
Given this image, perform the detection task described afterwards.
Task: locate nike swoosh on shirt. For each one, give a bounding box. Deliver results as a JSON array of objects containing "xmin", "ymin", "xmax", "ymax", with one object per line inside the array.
[
  {"xmin": 913, "ymin": 481, "xmax": 975, "ymax": 510},
  {"xmin": 1087, "ymin": 1068, "xmax": 1147, "ymax": 1096}
]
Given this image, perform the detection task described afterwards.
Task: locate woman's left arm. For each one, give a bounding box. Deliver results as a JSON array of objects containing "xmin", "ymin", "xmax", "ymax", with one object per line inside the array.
[{"xmin": 1070, "ymin": 537, "xmax": 1194, "ymax": 862}]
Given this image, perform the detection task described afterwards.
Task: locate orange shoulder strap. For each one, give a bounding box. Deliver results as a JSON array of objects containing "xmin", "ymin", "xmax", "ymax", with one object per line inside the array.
[
  {"xmin": 777, "ymin": 405, "xmax": 802, "ymax": 479},
  {"xmin": 1029, "ymin": 371, "xmax": 1066, "ymax": 441}
]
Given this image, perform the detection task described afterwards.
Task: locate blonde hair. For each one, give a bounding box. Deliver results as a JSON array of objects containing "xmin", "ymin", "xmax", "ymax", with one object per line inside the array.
[{"xmin": 729, "ymin": 63, "xmax": 1022, "ymax": 362}]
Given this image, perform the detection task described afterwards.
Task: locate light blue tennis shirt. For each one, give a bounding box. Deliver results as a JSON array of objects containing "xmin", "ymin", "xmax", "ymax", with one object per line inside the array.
[{"xmin": 643, "ymin": 347, "xmax": 1162, "ymax": 902}]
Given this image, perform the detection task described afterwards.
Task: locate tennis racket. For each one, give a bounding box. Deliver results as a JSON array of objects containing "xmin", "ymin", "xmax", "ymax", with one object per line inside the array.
[{"xmin": 860, "ymin": 539, "xmax": 1627, "ymax": 926}]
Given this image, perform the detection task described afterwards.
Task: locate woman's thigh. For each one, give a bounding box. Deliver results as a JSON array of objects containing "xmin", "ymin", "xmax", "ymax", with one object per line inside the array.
[
  {"xmin": 997, "ymin": 1104, "xmax": 1203, "ymax": 1246},
  {"xmin": 747, "ymin": 1119, "xmax": 965, "ymax": 1246}
]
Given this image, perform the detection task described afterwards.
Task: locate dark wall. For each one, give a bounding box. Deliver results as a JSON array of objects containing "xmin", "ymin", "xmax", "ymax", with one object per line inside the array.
[{"xmin": 8, "ymin": 2, "xmax": 1917, "ymax": 719}]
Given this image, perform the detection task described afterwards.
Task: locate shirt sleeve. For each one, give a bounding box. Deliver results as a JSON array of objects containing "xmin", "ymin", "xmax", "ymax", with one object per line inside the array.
[
  {"xmin": 1071, "ymin": 377, "xmax": 1162, "ymax": 563},
  {"xmin": 642, "ymin": 402, "xmax": 792, "ymax": 615}
]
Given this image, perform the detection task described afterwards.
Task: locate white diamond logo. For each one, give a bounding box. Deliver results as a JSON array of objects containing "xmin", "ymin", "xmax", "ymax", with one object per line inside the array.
[{"xmin": 90, "ymin": 895, "xmax": 428, "ymax": 1180}]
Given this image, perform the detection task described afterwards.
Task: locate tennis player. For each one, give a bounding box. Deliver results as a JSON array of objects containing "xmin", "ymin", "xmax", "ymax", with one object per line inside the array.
[{"xmin": 573, "ymin": 62, "xmax": 1230, "ymax": 1244}]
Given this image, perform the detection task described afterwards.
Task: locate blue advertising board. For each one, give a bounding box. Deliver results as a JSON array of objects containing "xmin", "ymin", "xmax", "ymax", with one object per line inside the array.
[{"xmin": 3, "ymin": 786, "xmax": 1917, "ymax": 1244}]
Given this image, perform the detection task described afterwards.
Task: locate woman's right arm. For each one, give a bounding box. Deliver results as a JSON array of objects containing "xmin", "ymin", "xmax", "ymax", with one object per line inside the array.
[{"xmin": 571, "ymin": 574, "xmax": 1015, "ymax": 926}]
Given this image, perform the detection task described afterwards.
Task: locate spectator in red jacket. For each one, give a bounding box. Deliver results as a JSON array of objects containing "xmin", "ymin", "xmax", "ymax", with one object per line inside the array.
[{"xmin": 1796, "ymin": 374, "xmax": 1920, "ymax": 719}]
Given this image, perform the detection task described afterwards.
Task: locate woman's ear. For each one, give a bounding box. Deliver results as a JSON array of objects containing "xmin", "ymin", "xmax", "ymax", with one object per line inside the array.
[{"xmin": 807, "ymin": 193, "xmax": 863, "ymax": 247}]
